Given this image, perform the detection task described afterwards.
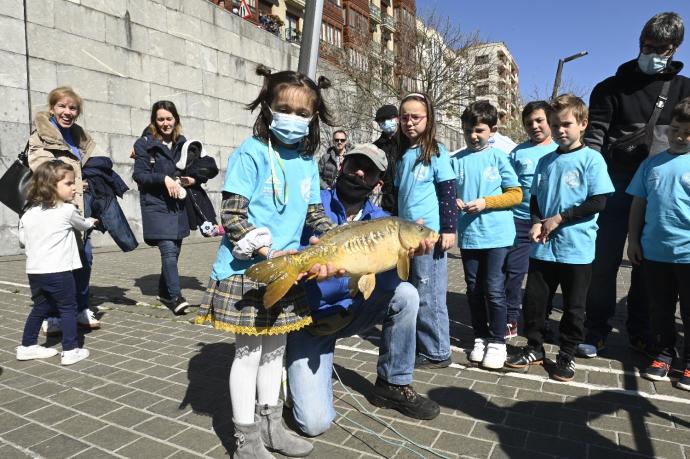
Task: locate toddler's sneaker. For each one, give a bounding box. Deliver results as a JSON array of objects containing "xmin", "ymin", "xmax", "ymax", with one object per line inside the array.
[
  {"xmin": 505, "ymin": 346, "xmax": 545, "ymax": 369},
  {"xmin": 77, "ymin": 309, "xmax": 101, "ymax": 329},
  {"xmin": 41, "ymin": 317, "xmax": 62, "ymax": 336},
  {"xmin": 552, "ymin": 352, "xmax": 576, "ymax": 382},
  {"xmin": 576, "ymin": 339, "xmax": 605, "ymax": 358},
  {"xmin": 641, "ymin": 359, "xmax": 671, "ymax": 382},
  {"xmin": 677, "ymin": 368, "xmax": 690, "ymax": 391},
  {"xmin": 16, "ymin": 345, "xmax": 58, "ymax": 361},
  {"xmin": 61, "ymin": 348, "xmax": 90, "ymax": 365},
  {"xmin": 482, "ymin": 343, "xmax": 507, "ymax": 369},
  {"xmin": 172, "ymin": 297, "xmax": 190, "ymax": 315},
  {"xmin": 505, "ymin": 321, "xmax": 518, "ymax": 339},
  {"xmin": 468, "ymin": 338, "xmax": 487, "ymax": 363}
]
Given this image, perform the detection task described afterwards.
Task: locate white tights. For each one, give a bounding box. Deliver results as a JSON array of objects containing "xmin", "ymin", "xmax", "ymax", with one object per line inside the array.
[{"xmin": 230, "ymin": 333, "xmax": 286, "ymax": 425}]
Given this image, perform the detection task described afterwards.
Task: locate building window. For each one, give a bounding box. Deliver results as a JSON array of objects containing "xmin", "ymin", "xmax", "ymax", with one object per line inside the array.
[
  {"xmin": 476, "ymin": 84, "xmax": 489, "ymax": 96},
  {"xmin": 477, "ymin": 69, "xmax": 489, "ymax": 80},
  {"xmin": 347, "ymin": 8, "xmax": 368, "ymax": 35},
  {"xmin": 475, "ymin": 54, "xmax": 489, "ymax": 65},
  {"xmin": 286, "ymin": 13, "xmax": 300, "ymax": 42}
]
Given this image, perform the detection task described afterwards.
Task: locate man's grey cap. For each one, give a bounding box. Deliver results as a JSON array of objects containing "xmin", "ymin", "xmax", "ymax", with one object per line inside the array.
[{"xmin": 344, "ymin": 143, "xmax": 388, "ymax": 172}]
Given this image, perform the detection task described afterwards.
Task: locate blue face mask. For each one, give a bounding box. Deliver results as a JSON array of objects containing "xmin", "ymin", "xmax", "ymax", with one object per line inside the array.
[
  {"xmin": 638, "ymin": 53, "xmax": 670, "ymax": 75},
  {"xmin": 269, "ymin": 110, "xmax": 311, "ymax": 145},
  {"xmin": 379, "ymin": 119, "xmax": 398, "ymax": 135}
]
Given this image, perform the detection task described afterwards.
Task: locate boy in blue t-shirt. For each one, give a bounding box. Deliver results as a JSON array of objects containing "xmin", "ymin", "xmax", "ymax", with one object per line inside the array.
[
  {"xmin": 505, "ymin": 101, "xmax": 558, "ymax": 339},
  {"xmin": 451, "ymin": 101, "xmax": 522, "ymax": 370},
  {"xmin": 505, "ymin": 95, "xmax": 614, "ymax": 382},
  {"xmin": 626, "ymin": 97, "xmax": 690, "ymax": 391}
]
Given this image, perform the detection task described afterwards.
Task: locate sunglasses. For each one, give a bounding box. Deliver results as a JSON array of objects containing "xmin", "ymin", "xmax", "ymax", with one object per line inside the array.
[{"xmin": 334, "ymin": 138, "xmax": 347, "ymax": 143}]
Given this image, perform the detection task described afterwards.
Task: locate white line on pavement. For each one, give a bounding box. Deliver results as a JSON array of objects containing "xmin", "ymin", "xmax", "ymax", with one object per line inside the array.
[
  {"xmin": 0, "ymin": 280, "xmax": 29, "ymax": 288},
  {"xmin": 334, "ymin": 343, "xmax": 690, "ymax": 406}
]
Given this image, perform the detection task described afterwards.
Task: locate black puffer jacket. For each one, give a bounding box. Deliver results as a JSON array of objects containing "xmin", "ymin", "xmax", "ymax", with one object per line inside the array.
[
  {"xmin": 374, "ymin": 133, "xmax": 399, "ymax": 215},
  {"xmin": 585, "ymin": 59, "xmax": 690, "ymax": 174}
]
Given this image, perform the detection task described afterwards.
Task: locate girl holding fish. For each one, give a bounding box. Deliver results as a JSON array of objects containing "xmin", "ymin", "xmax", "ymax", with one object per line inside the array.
[
  {"xmin": 195, "ymin": 65, "xmax": 335, "ymax": 458},
  {"xmin": 395, "ymin": 92, "xmax": 458, "ymax": 369}
]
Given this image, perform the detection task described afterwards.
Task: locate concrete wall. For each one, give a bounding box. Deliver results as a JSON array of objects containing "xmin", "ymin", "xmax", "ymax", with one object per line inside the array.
[{"xmin": 0, "ymin": 0, "xmax": 460, "ymax": 255}]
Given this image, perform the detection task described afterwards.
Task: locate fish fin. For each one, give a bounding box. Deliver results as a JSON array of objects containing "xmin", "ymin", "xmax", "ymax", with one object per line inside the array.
[
  {"xmin": 348, "ymin": 276, "xmax": 359, "ymax": 298},
  {"xmin": 397, "ymin": 252, "xmax": 410, "ymax": 281},
  {"xmin": 358, "ymin": 273, "xmax": 376, "ymax": 300},
  {"xmin": 263, "ymin": 272, "xmax": 298, "ymax": 308}
]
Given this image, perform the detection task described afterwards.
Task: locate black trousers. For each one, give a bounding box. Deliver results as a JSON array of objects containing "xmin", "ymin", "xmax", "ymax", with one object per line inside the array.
[
  {"xmin": 523, "ymin": 259, "xmax": 592, "ymax": 356},
  {"xmin": 644, "ymin": 260, "xmax": 690, "ymax": 367}
]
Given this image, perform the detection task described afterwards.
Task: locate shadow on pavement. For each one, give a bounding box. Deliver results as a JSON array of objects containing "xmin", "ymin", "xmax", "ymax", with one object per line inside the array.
[
  {"xmin": 133, "ymin": 274, "xmax": 206, "ymax": 297},
  {"xmin": 89, "ymin": 285, "xmax": 138, "ymax": 306},
  {"xmin": 181, "ymin": 341, "xmax": 236, "ymax": 454}
]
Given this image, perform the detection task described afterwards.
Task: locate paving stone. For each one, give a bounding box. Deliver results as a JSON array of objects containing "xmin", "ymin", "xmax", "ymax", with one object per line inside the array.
[
  {"xmin": 30, "ymin": 434, "xmax": 90, "ymax": 458},
  {"xmin": 342, "ymin": 430, "xmax": 402, "ymax": 458},
  {"xmin": 1, "ymin": 395, "xmax": 47, "ymax": 415},
  {"xmin": 115, "ymin": 437, "xmax": 181, "ymax": 458},
  {"xmin": 618, "ymin": 433, "xmax": 685, "ymax": 458},
  {"xmin": 167, "ymin": 426, "xmax": 224, "ymax": 454},
  {"xmin": 490, "ymin": 445, "xmax": 553, "ymax": 459},
  {"xmin": 23, "ymin": 381, "xmax": 66, "ymax": 397},
  {"xmin": 558, "ymin": 423, "xmax": 618, "ymax": 447},
  {"xmin": 70, "ymin": 447, "xmax": 120, "ymax": 458},
  {"xmin": 71, "ymin": 398, "xmax": 123, "ymax": 417},
  {"xmin": 0, "ymin": 445, "xmax": 34, "ymax": 459},
  {"xmin": 134, "ymin": 416, "xmax": 188, "ymax": 440},
  {"xmin": 588, "ymin": 372, "xmax": 621, "ymax": 387},
  {"xmin": 471, "ymin": 381, "xmax": 518, "ymax": 398},
  {"xmin": 52, "ymin": 416, "xmax": 109, "ymax": 437},
  {"xmin": 434, "ymin": 431, "xmax": 494, "ymax": 457},
  {"xmin": 471, "ymin": 421, "xmax": 527, "ymax": 447},
  {"xmin": 82, "ymin": 424, "xmax": 141, "ymax": 450},
  {"xmin": 28, "ymin": 405, "xmax": 79, "ymax": 426},
  {"xmin": 2, "ymin": 423, "xmax": 59, "ymax": 448},
  {"xmin": 522, "ymin": 432, "xmax": 586, "ymax": 458},
  {"xmin": 588, "ymin": 444, "xmax": 649, "ymax": 459},
  {"xmin": 505, "ymin": 412, "xmax": 559, "ymax": 436},
  {"xmin": 116, "ymin": 389, "xmax": 167, "ymax": 409},
  {"xmin": 0, "ymin": 411, "xmax": 28, "ymax": 434},
  {"xmin": 101, "ymin": 406, "xmax": 153, "ymax": 428}
]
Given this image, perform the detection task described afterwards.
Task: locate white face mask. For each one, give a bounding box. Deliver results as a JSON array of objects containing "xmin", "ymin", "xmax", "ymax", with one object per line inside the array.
[
  {"xmin": 638, "ymin": 53, "xmax": 670, "ymax": 75},
  {"xmin": 379, "ymin": 119, "xmax": 398, "ymax": 135}
]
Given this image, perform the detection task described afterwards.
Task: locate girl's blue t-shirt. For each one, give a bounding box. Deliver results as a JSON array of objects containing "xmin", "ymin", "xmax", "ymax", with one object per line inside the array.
[
  {"xmin": 211, "ymin": 137, "xmax": 321, "ymax": 280},
  {"xmin": 509, "ymin": 140, "xmax": 557, "ymax": 220},
  {"xmin": 451, "ymin": 146, "xmax": 520, "ymax": 249},
  {"xmin": 626, "ymin": 150, "xmax": 690, "ymax": 263},
  {"xmin": 530, "ymin": 146, "xmax": 614, "ymax": 264},
  {"xmin": 395, "ymin": 144, "xmax": 455, "ymax": 232}
]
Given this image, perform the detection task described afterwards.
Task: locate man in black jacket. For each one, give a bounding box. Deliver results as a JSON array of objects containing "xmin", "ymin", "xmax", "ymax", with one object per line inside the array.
[
  {"xmin": 579, "ymin": 12, "xmax": 690, "ymax": 358},
  {"xmin": 374, "ymin": 104, "xmax": 400, "ymax": 214}
]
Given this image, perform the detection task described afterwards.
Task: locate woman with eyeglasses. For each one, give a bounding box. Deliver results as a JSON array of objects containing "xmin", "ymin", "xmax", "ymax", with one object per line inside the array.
[{"xmin": 318, "ymin": 129, "xmax": 348, "ymax": 189}]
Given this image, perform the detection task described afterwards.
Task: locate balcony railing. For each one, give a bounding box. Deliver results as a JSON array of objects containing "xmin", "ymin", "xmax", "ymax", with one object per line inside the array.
[
  {"xmin": 382, "ymin": 13, "xmax": 395, "ymax": 31},
  {"xmin": 370, "ymin": 2, "xmax": 381, "ymax": 23},
  {"xmin": 283, "ymin": 27, "xmax": 301, "ymax": 43}
]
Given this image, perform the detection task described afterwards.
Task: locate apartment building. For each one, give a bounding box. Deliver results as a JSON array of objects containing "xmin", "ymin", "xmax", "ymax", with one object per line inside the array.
[{"xmin": 467, "ymin": 42, "xmax": 520, "ymax": 121}]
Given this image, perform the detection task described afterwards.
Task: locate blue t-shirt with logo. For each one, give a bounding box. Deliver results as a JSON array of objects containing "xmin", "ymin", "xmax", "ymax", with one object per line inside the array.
[
  {"xmin": 626, "ymin": 150, "xmax": 690, "ymax": 263},
  {"xmin": 211, "ymin": 137, "xmax": 322, "ymax": 280},
  {"xmin": 395, "ymin": 144, "xmax": 455, "ymax": 232},
  {"xmin": 530, "ymin": 146, "xmax": 614, "ymax": 264},
  {"xmin": 509, "ymin": 141, "xmax": 557, "ymax": 220},
  {"xmin": 450, "ymin": 146, "xmax": 520, "ymax": 249}
]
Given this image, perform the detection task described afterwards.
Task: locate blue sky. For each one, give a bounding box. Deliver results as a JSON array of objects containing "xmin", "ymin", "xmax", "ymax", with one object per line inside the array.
[{"xmin": 416, "ymin": 0, "xmax": 690, "ymax": 102}]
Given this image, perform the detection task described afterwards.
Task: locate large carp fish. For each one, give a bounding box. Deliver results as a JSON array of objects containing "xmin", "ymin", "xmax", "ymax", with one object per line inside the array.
[{"xmin": 245, "ymin": 217, "xmax": 439, "ymax": 308}]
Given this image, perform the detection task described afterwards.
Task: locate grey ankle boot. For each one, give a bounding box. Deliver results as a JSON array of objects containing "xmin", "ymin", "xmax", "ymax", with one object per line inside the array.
[
  {"xmin": 256, "ymin": 401, "xmax": 313, "ymax": 457},
  {"xmin": 233, "ymin": 420, "xmax": 274, "ymax": 459}
]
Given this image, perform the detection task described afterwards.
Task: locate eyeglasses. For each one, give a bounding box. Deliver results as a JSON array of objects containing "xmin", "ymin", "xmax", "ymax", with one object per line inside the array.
[
  {"xmin": 400, "ymin": 114, "xmax": 427, "ymax": 124},
  {"xmin": 334, "ymin": 138, "xmax": 347, "ymax": 143},
  {"xmin": 641, "ymin": 43, "xmax": 674, "ymax": 55}
]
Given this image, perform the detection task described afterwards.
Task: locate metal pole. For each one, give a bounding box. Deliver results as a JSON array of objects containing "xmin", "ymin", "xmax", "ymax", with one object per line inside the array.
[
  {"xmin": 551, "ymin": 51, "xmax": 588, "ymax": 101},
  {"xmin": 298, "ymin": 0, "xmax": 324, "ymax": 79}
]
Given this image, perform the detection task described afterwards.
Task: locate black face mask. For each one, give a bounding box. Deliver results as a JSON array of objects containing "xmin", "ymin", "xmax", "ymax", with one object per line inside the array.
[{"xmin": 335, "ymin": 173, "xmax": 376, "ymax": 206}]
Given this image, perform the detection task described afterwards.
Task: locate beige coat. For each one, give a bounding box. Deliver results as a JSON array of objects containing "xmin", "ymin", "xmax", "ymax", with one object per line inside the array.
[{"xmin": 27, "ymin": 111, "xmax": 98, "ymax": 213}]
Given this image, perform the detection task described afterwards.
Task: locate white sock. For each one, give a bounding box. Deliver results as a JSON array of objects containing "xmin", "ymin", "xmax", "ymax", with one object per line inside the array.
[
  {"xmin": 230, "ymin": 334, "xmax": 262, "ymax": 424},
  {"xmin": 256, "ymin": 334, "xmax": 286, "ymax": 406}
]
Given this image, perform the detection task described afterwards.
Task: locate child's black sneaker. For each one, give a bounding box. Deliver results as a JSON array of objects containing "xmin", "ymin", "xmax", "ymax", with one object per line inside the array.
[
  {"xmin": 641, "ymin": 359, "xmax": 671, "ymax": 382},
  {"xmin": 172, "ymin": 297, "xmax": 190, "ymax": 315},
  {"xmin": 677, "ymin": 368, "xmax": 690, "ymax": 391},
  {"xmin": 505, "ymin": 346, "xmax": 545, "ymax": 369},
  {"xmin": 552, "ymin": 352, "xmax": 575, "ymax": 382}
]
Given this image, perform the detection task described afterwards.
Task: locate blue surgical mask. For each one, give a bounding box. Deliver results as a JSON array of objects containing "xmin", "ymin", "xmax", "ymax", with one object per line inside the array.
[
  {"xmin": 269, "ymin": 110, "xmax": 311, "ymax": 145},
  {"xmin": 638, "ymin": 53, "xmax": 670, "ymax": 75},
  {"xmin": 379, "ymin": 119, "xmax": 398, "ymax": 135}
]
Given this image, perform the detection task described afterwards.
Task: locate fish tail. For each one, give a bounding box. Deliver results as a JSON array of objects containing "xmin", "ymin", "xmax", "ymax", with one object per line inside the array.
[{"xmin": 245, "ymin": 256, "xmax": 301, "ymax": 308}]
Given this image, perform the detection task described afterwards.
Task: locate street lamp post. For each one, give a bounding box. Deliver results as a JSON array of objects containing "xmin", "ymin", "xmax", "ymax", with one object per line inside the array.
[
  {"xmin": 551, "ymin": 51, "xmax": 588, "ymax": 101},
  {"xmin": 298, "ymin": 0, "xmax": 325, "ymax": 79}
]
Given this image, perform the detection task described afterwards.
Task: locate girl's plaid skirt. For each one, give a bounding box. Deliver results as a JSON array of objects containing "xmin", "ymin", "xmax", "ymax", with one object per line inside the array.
[{"xmin": 194, "ymin": 275, "xmax": 312, "ymax": 335}]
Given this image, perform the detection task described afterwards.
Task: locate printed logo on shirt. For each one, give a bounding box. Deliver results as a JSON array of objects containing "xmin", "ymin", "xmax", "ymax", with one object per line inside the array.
[
  {"xmin": 414, "ymin": 164, "xmax": 430, "ymax": 181},
  {"xmin": 263, "ymin": 176, "xmax": 275, "ymax": 195},
  {"xmin": 300, "ymin": 177, "xmax": 312, "ymax": 202},
  {"xmin": 518, "ymin": 158, "xmax": 534, "ymax": 173},
  {"xmin": 456, "ymin": 168, "xmax": 465, "ymax": 185},
  {"xmin": 562, "ymin": 170, "xmax": 582, "ymax": 188},
  {"xmin": 681, "ymin": 172, "xmax": 690, "ymax": 190},
  {"xmin": 647, "ymin": 170, "xmax": 661, "ymax": 191},
  {"xmin": 483, "ymin": 166, "xmax": 500, "ymax": 182}
]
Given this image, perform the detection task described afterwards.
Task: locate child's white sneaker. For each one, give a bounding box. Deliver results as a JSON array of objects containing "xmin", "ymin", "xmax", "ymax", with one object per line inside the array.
[
  {"xmin": 61, "ymin": 348, "xmax": 90, "ymax": 365},
  {"xmin": 16, "ymin": 344, "xmax": 58, "ymax": 361},
  {"xmin": 482, "ymin": 343, "xmax": 507, "ymax": 369},
  {"xmin": 77, "ymin": 309, "xmax": 100, "ymax": 329},
  {"xmin": 468, "ymin": 338, "xmax": 488, "ymax": 363}
]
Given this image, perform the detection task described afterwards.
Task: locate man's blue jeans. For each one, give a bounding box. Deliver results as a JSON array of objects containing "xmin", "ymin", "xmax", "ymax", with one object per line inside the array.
[
  {"xmin": 584, "ymin": 170, "xmax": 651, "ymax": 344},
  {"xmin": 410, "ymin": 245, "xmax": 450, "ymax": 361},
  {"xmin": 286, "ymin": 280, "xmax": 419, "ymax": 437},
  {"xmin": 157, "ymin": 240, "xmax": 183, "ymax": 299},
  {"xmin": 461, "ymin": 247, "xmax": 510, "ymax": 344}
]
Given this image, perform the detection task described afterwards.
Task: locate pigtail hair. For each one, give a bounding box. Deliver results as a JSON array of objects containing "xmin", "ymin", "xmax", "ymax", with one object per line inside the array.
[
  {"xmin": 317, "ymin": 76, "xmax": 331, "ymax": 90},
  {"xmin": 256, "ymin": 64, "xmax": 272, "ymax": 77}
]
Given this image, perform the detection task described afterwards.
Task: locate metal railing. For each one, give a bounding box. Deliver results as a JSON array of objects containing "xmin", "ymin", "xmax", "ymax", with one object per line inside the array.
[{"xmin": 382, "ymin": 13, "xmax": 395, "ymax": 31}]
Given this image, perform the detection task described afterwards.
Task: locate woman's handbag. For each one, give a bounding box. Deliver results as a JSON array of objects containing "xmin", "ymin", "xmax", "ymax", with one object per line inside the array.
[{"xmin": 0, "ymin": 142, "xmax": 32, "ymax": 215}]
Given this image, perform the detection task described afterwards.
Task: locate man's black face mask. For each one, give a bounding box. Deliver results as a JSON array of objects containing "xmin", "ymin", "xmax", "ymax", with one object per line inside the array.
[{"xmin": 335, "ymin": 172, "xmax": 378, "ymax": 205}]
